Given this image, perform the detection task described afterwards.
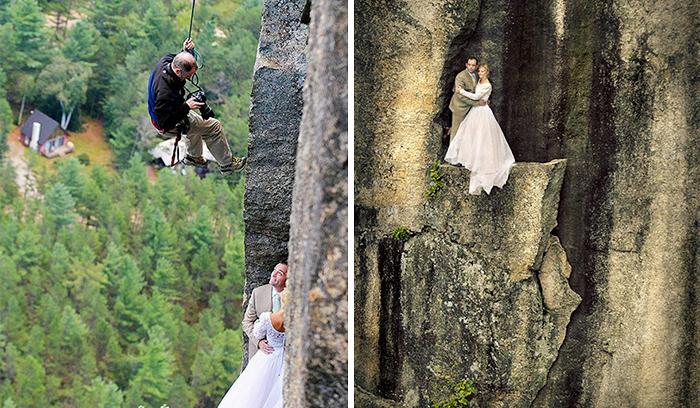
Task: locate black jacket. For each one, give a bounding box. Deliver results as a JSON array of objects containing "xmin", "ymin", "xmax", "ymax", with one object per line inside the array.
[{"xmin": 151, "ymin": 54, "xmax": 190, "ymax": 131}]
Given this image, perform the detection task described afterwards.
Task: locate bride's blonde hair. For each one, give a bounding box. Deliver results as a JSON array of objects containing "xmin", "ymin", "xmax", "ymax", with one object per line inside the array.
[{"xmin": 479, "ymin": 63, "xmax": 490, "ymax": 77}]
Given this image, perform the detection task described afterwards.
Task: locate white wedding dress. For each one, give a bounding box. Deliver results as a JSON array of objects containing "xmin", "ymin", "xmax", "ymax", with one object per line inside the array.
[
  {"xmin": 217, "ymin": 312, "xmax": 285, "ymax": 408},
  {"xmin": 445, "ymin": 82, "xmax": 515, "ymax": 195}
]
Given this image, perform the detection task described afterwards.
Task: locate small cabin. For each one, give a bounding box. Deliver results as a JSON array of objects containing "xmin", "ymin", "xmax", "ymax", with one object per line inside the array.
[{"xmin": 20, "ymin": 111, "xmax": 73, "ymax": 158}]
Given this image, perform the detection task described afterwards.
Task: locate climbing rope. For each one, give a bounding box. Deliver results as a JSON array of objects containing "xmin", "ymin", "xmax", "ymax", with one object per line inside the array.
[
  {"xmin": 185, "ymin": 0, "xmax": 204, "ymax": 86},
  {"xmin": 188, "ymin": 0, "xmax": 196, "ymax": 41}
]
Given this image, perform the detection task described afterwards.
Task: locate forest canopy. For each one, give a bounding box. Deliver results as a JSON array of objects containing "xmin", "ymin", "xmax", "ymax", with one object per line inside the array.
[{"xmin": 0, "ymin": 0, "xmax": 261, "ymax": 407}]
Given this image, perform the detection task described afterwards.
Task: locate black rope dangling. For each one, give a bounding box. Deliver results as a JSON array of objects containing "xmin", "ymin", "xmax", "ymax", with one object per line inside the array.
[
  {"xmin": 185, "ymin": 0, "xmax": 202, "ymax": 86},
  {"xmin": 188, "ymin": 0, "xmax": 196, "ymax": 41}
]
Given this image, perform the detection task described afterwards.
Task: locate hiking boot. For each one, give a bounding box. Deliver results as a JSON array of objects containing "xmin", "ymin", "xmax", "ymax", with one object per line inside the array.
[
  {"xmin": 220, "ymin": 156, "xmax": 246, "ymax": 176},
  {"xmin": 182, "ymin": 155, "xmax": 207, "ymax": 167}
]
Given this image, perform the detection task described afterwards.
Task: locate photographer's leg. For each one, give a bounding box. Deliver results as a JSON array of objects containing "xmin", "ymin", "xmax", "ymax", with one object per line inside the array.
[
  {"xmin": 184, "ymin": 112, "xmax": 205, "ymax": 159},
  {"xmin": 200, "ymin": 118, "xmax": 233, "ymax": 166},
  {"xmin": 187, "ymin": 113, "xmax": 245, "ymax": 174}
]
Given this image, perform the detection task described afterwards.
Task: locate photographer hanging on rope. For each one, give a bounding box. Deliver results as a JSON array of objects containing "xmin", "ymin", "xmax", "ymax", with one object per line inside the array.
[{"xmin": 148, "ymin": 38, "xmax": 246, "ymax": 175}]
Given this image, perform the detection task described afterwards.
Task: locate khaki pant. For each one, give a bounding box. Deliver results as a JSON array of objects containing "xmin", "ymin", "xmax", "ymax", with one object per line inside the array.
[
  {"xmin": 450, "ymin": 107, "xmax": 470, "ymax": 141},
  {"xmin": 165, "ymin": 111, "xmax": 233, "ymax": 166}
]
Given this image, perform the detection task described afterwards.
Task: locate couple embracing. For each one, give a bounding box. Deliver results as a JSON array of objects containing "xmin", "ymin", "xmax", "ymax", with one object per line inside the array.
[
  {"xmin": 446, "ymin": 56, "xmax": 515, "ymax": 195},
  {"xmin": 217, "ymin": 263, "xmax": 289, "ymax": 408}
]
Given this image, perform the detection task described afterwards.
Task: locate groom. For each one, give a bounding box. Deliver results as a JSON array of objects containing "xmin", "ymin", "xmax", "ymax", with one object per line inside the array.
[
  {"xmin": 448, "ymin": 56, "xmax": 486, "ymax": 141},
  {"xmin": 242, "ymin": 263, "xmax": 288, "ymax": 364}
]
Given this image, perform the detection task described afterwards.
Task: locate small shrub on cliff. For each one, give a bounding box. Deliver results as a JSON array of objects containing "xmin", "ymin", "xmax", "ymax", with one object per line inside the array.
[
  {"xmin": 432, "ymin": 379, "xmax": 477, "ymax": 408},
  {"xmin": 428, "ymin": 366, "xmax": 477, "ymax": 408},
  {"xmin": 391, "ymin": 226, "xmax": 412, "ymax": 241},
  {"xmin": 425, "ymin": 161, "xmax": 445, "ymax": 199}
]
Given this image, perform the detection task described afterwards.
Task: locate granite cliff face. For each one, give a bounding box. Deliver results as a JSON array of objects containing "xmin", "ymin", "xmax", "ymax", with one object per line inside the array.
[
  {"xmin": 357, "ymin": 162, "xmax": 580, "ymax": 407},
  {"xmin": 244, "ymin": 0, "xmax": 348, "ymax": 406},
  {"xmin": 244, "ymin": 0, "xmax": 307, "ymax": 364},
  {"xmin": 285, "ymin": 0, "xmax": 349, "ymax": 406},
  {"xmin": 356, "ymin": 0, "xmax": 699, "ymax": 406}
]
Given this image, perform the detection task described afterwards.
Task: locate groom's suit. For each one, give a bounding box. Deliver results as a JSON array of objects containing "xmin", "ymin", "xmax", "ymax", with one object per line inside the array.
[
  {"xmin": 448, "ymin": 69, "xmax": 480, "ymax": 140},
  {"xmin": 242, "ymin": 283, "xmax": 274, "ymax": 362}
]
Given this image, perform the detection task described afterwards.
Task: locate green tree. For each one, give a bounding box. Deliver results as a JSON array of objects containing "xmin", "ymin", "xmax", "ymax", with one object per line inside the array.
[
  {"xmin": 139, "ymin": 290, "xmax": 178, "ymax": 338},
  {"xmin": 124, "ymin": 326, "xmax": 175, "ymax": 407},
  {"xmin": 11, "ymin": 218, "xmax": 43, "ymax": 273},
  {"xmin": 56, "ymin": 305, "xmax": 97, "ymax": 381},
  {"xmin": 168, "ymin": 374, "xmax": 197, "ymax": 408},
  {"xmin": 0, "ymin": 68, "xmax": 13, "ymax": 159},
  {"xmin": 37, "ymin": 295, "xmax": 62, "ymax": 365},
  {"xmin": 102, "ymin": 243, "xmax": 130, "ymax": 304},
  {"xmin": 133, "ymin": 0, "xmax": 177, "ymax": 67},
  {"xmin": 113, "ymin": 254, "xmax": 147, "ymax": 344},
  {"xmin": 62, "ymin": 20, "xmax": 100, "ymax": 62},
  {"xmin": 0, "ymin": 252, "xmax": 19, "ymax": 299},
  {"xmin": 74, "ymin": 377, "xmax": 123, "ymax": 408},
  {"xmin": 153, "ymin": 259, "xmax": 181, "ymax": 302},
  {"xmin": 141, "ymin": 206, "xmax": 178, "ymax": 277},
  {"xmin": 47, "ymin": 242, "xmax": 71, "ymax": 296},
  {"xmin": 5, "ymin": 0, "xmax": 49, "ymax": 123},
  {"xmin": 191, "ymin": 328, "xmax": 243, "ymax": 406},
  {"xmin": 37, "ymin": 54, "xmax": 92, "ymax": 129},
  {"xmin": 41, "ymin": 0, "xmax": 81, "ymax": 39},
  {"xmin": 220, "ymin": 234, "xmax": 245, "ymax": 326},
  {"xmin": 103, "ymin": 334, "xmax": 129, "ymax": 390},
  {"xmin": 102, "ymin": 66, "xmax": 150, "ymax": 167},
  {"xmin": 54, "ymin": 158, "xmax": 87, "ymax": 205},
  {"xmin": 4, "ymin": 0, "xmax": 48, "ymax": 71},
  {"xmin": 188, "ymin": 206, "xmax": 220, "ymax": 298},
  {"xmin": 12, "ymin": 354, "xmax": 46, "ymax": 407},
  {"xmin": 2, "ymin": 296, "xmax": 26, "ymax": 345},
  {"xmin": 122, "ymin": 154, "xmax": 150, "ymax": 203},
  {"xmin": 44, "ymin": 182, "xmax": 77, "ymax": 231},
  {"xmin": 0, "ymin": 162, "xmax": 19, "ymax": 204}
]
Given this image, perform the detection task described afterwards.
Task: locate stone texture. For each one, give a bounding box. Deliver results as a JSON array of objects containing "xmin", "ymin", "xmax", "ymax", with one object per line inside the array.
[
  {"xmin": 398, "ymin": 162, "xmax": 578, "ymax": 407},
  {"xmin": 425, "ymin": 161, "xmax": 567, "ymax": 281},
  {"xmin": 284, "ymin": 0, "xmax": 348, "ymax": 406},
  {"xmin": 243, "ymin": 0, "xmax": 308, "ymax": 365},
  {"xmin": 355, "ymin": 0, "xmax": 482, "ymax": 234},
  {"xmin": 356, "ymin": 161, "xmax": 580, "ymax": 407},
  {"xmin": 528, "ymin": 2, "xmax": 700, "ymax": 406},
  {"xmin": 356, "ymin": 0, "xmax": 700, "ymax": 406},
  {"xmin": 355, "ymin": 386, "xmax": 399, "ymax": 408}
]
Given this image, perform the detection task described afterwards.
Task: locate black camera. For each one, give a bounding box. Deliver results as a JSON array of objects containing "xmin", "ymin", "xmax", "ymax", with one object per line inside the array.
[{"xmin": 189, "ymin": 90, "xmax": 215, "ymax": 120}]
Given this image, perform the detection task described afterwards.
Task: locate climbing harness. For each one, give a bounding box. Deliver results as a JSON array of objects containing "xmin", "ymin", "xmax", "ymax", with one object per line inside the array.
[{"xmin": 170, "ymin": 119, "xmax": 190, "ymax": 167}]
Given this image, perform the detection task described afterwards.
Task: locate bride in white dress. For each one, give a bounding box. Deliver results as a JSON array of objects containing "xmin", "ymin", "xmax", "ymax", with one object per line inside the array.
[
  {"xmin": 445, "ymin": 64, "xmax": 515, "ymax": 195},
  {"xmin": 217, "ymin": 298, "xmax": 286, "ymax": 408}
]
